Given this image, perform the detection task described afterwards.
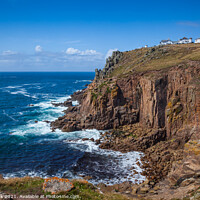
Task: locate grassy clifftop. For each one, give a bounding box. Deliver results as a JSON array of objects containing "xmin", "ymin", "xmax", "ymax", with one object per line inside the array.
[
  {"xmin": 109, "ymin": 44, "xmax": 200, "ymax": 77},
  {"xmin": 0, "ymin": 177, "xmax": 130, "ymax": 200}
]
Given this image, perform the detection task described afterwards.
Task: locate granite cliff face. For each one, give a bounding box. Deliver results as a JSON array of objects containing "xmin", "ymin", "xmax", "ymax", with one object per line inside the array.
[
  {"xmin": 52, "ymin": 52, "xmax": 200, "ymax": 142},
  {"xmin": 51, "ymin": 44, "xmax": 200, "ymax": 199}
]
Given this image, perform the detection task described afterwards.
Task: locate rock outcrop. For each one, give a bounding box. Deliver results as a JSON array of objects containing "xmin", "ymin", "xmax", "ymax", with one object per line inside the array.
[
  {"xmin": 43, "ymin": 177, "xmax": 74, "ymax": 194},
  {"xmin": 95, "ymin": 50, "xmax": 123, "ymax": 80},
  {"xmin": 50, "ymin": 44, "xmax": 200, "ymax": 199},
  {"xmin": 51, "ymin": 61, "xmax": 200, "ymax": 141}
]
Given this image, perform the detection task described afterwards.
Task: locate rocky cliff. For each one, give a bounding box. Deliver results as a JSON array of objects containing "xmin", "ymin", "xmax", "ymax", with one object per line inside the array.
[
  {"xmin": 51, "ymin": 44, "xmax": 200, "ymax": 199},
  {"xmin": 52, "ymin": 44, "xmax": 200, "ymax": 142}
]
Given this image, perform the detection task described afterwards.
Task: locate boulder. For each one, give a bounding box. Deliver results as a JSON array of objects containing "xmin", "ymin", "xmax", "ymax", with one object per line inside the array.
[{"xmin": 43, "ymin": 177, "xmax": 74, "ymax": 194}]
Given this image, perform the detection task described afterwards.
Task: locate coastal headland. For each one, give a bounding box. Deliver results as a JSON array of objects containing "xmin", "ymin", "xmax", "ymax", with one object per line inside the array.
[{"xmin": 1, "ymin": 44, "xmax": 200, "ymax": 200}]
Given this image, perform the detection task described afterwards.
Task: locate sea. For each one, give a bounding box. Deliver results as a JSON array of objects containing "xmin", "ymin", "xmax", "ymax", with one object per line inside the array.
[{"xmin": 0, "ymin": 72, "xmax": 145, "ymax": 185}]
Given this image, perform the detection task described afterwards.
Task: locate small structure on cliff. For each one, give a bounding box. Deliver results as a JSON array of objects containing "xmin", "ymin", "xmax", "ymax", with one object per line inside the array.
[
  {"xmin": 160, "ymin": 39, "xmax": 173, "ymax": 45},
  {"xmin": 95, "ymin": 50, "xmax": 123, "ymax": 81},
  {"xmin": 195, "ymin": 38, "xmax": 200, "ymax": 43},
  {"xmin": 160, "ymin": 37, "xmax": 194, "ymax": 45},
  {"xmin": 178, "ymin": 37, "xmax": 192, "ymax": 44}
]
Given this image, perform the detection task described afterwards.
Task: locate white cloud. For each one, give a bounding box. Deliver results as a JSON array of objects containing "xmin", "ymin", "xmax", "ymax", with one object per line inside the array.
[
  {"xmin": 105, "ymin": 48, "xmax": 118, "ymax": 59},
  {"xmin": 2, "ymin": 50, "xmax": 17, "ymax": 55},
  {"xmin": 0, "ymin": 48, "xmax": 105, "ymax": 71},
  {"xmin": 66, "ymin": 48, "xmax": 100, "ymax": 56},
  {"xmin": 35, "ymin": 45, "xmax": 42, "ymax": 52},
  {"xmin": 81, "ymin": 49, "xmax": 98, "ymax": 55},
  {"xmin": 66, "ymin": 48, "xmax": 81, "ymax": 55}
]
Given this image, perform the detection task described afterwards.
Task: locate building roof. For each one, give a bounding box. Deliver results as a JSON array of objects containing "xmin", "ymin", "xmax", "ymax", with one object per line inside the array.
[
  {"xmin": 161, "ymin": 40, "xmax": 171, "ymax": 42},
  {"xmin": 179, "ymin": 37, "xmax": 189, "ymax": 41}
]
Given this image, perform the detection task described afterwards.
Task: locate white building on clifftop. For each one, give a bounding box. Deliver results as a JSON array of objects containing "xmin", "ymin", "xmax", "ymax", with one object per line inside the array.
[
  {"xmin": 160, "ymin": 39, "xmax": 173, "ymax": 45},
  {"xmin": 159, "ymin": 37, "xmax": 194, "ymax": 45},
  {"xmin": 178, "ymin": 37, "xmax": 192, "ymax": 44},
  {"xmin": 195, "ymin": 38, "xmax": 200, "ymax": 43}
]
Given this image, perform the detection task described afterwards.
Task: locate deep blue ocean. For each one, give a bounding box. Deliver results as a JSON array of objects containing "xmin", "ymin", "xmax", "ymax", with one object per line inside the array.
[{"xmin": 0, "ymin": 72, "xmax": 144, "ymax": 185}]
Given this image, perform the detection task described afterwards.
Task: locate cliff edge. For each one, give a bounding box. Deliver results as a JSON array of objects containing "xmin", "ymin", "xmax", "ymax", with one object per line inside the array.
[
  {"xmin": 52, "ymin": 44, "xmax": 200, "ymax": 137},
  {"xmin": 51, "ymin": 44, "xmax": 200, "ymax": 199}
]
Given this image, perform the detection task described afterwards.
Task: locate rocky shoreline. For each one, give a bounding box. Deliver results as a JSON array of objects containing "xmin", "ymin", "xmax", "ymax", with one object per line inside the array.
[
  {"xmin": 50, "ymin": 45, "xmax": 200, "ymax": 199},
  {"xmin": 49, "ymin": 87, "xmax": 200, "ymax": 199}
]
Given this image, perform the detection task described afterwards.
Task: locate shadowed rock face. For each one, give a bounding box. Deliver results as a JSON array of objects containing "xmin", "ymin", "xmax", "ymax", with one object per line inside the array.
[{"xmin": 51, "ymin": 61, "xmax": 200, "ymax": 140}]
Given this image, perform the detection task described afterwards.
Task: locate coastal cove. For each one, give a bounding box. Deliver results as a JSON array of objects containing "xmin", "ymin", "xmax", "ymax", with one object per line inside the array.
[
  {"xmin": 0, "ymin": 44, "xmax": 200, "ymax": 199},
  {"xmin": 0, "ymin": 72, "xmax": 145, "ymax": 186}
]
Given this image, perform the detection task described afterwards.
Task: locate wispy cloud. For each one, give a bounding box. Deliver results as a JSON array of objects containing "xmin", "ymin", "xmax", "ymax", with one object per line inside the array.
[
  {"xmin": 66, "ymin": 47, "xmax": 101, "ymax": 56},
  {"xmin": 0, "ymin": 47, "xmax": 105, "ymax": 71},
  {"xmin": 105, "ymin": 48, "xmax": 118, "ymax": 59},
  {"xmin": 2, "ymin": 50, "xmax": 18, "ymax": 56},
  {"xmin": 35, "ymin": 45, "xmax": 42, "ymax": 52},
  {"xmin": 177, "ymin": 21, "xmax": 200, "ymax": 27}
]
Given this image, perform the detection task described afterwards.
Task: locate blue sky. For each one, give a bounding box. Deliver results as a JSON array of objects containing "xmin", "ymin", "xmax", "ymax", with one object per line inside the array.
[{"xmin": 0, "ymin": 0, "xmax": 200, "ymax": 71}]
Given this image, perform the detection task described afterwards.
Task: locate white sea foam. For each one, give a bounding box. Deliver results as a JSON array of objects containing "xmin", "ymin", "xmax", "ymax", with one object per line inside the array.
[
  {"xmin": 72, "ymin": 100, "xmax": 79, "ymax": 106},
  {"xmin": 36, "ymin": 86, "xmax": 42, "ymax": 89},
  {"xmin": 64, "ymin": 130, "xmax": 145, "ymax": 185},
  {"xmin": 11, "ymin": 112, "xmax": 62, "ymax": 136},
  {"xmin": 7, "ymin": 92, "xmax": 145, "ymax": 185},
  {"xmin": 18, "ymin": 112, "xmax": 23, "ymax": 115},
  {"xmin": 9, "ymin": 125, "xmax": 145, "ymax": 185},
  {"xmin": 10, "ymin": 95, "xmax": 70, "ymax": 136},
  {"xmin": 23, "ymin": 83, "xmax": 37, "ymax": 86},
  {"xmin": 55, "ymin": 96, "xmax": 71, "ymax": 103},
  {"xmin": 11, "ymin": 90, "xmax": 36, "ymax": 99},
  {"xmin": 3, "ymin": 169, "xmax": 79, "ymax": 180},
  {"xmin": 24, "ymin": 83, "xmax": 43, "ymax": 90},
  {"xmin": 74, "ymin": 80, "xmax": 92, "ymax": 84},
  {"xmin": 6, "ymin": 126, "xmax": 145, "ymax": 185},
  {"xmin": 5, "ymin": 85, "xmax": 22, "ymax": 89},
  {"xmin": 11, "ymin": 117, "xmax": 61, "ymax": 137},
  {"xmin": 4, "ymin": 87, "xmax": 37, "ymax": 99}
]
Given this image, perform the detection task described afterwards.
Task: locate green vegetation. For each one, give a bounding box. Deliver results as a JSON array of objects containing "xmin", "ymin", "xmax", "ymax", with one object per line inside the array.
[
  {"xmin": 0, "ymin": 177, "xmax": 45, "ymax": 195},
  {"xmin": 106, "ymin": 87, "xmax": 111, "ymax": 94},
  {"xmin": 109, "ymin": 44, "xmax": 200, "ymax": 78},
  {"xmin": 55, "ymin": 181, "xmax": 103, "ymax": 200},
  {"xmin": 91, "ymin": 92, "xmax": 98, "ymax": 101},
  {"xmin": 0, "ymin": 177, "xmax": 130, "ymax": 200},
  {"xmin": 99, "ymin": 81, "xmax": 107, "ymax": 89}
]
